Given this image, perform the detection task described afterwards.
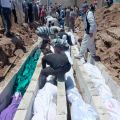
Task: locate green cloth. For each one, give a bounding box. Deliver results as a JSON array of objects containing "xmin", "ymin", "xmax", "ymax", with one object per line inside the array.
[{"xmin": 14, "ymin": 49, "xmax": 41, "ymax": 95}]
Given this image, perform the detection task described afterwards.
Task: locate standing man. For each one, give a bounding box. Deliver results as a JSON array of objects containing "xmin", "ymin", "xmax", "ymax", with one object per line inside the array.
[
  {"xmin": 65, "ymin": 7, "xmax": 70, "ymax": 27},
  {"xmin": 69, "ymin": 8, "xmax": 76, "ymax": 32},
  {"xmin": 76, "ymin": 3, "xmax": 97, "ymax": 63},
  {"xmin": 28, "ymin": 1, "xmax": 34, "ymax": 23},
  {"xmin": 22, "ymin": 0, "xmax": 29, "ymax": 23},
  {"xmin": 33, "ymin": 1, "xmax": 38, "ymax": 21},
  {"xmin": 11, "ymin": 0, "xmax": 18, "ymax": 23},
  {"xmin": 1, "ymin": 0, "xmax": 12, "ymax": 37},
  {"xmin": 59, "ymin": 9, "xmax": 65, "ymax": 28},
  {"xmin": 40, "ymin": 6, "xmax": 46, "ymax": 25}
]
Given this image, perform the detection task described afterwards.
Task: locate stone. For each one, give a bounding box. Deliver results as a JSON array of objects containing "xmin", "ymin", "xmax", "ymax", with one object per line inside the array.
[{"xmin": 13, "ymin": 110, "xmax": 27, "ymax": 120}]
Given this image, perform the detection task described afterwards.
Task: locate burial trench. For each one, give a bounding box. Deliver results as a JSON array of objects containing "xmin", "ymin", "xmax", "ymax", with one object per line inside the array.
[{"xmin": 0, "ymin": 34, "xmax": 120, "ymax": 120}]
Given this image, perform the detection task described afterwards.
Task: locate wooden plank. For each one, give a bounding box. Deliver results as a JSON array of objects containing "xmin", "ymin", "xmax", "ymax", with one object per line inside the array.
[{"xmin": 57, "ymin": 76, "xmax": 67, "ymax": 120}]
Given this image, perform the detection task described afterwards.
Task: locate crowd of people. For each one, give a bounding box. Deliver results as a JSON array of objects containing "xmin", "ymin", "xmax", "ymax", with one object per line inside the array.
[
  {"xmin": 0, "ymin": 0, "xmax": 103, "ymax": 84},
  {"xmin": 0, "ymin": 0, "xmax": 98, "ymax": 36},
  {"xmin": 0, "ymin": 0, "xmax": 114, "ymax": 76},
  {"xmin": 35, "ymin": 1, "xmax": 100, "ymax": 89}
]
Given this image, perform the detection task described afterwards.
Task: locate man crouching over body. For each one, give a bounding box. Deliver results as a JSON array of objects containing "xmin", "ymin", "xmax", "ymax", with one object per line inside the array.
[{"xmin": 39, "ymin": 43, "xmax": 71, "ymax": 89}]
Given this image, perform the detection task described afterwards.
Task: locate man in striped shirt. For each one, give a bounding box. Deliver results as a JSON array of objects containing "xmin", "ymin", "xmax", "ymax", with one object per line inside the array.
[
  {"xmin": 35, "ymin": 25, "xmax": 61, "ymax": 39},
  {"xmin": 36, "ymin": 26, "xmax": 51, "ymax": 39}
]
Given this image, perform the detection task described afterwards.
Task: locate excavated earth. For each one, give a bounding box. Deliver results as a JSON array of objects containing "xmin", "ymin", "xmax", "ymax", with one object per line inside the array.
[
  {"xmin": 0, "ymin": 19, "xmax": 38, "ymax": 79},
  {"xmin": 75, "ymin": 4, "xmax": 120, "ymax": 85}
]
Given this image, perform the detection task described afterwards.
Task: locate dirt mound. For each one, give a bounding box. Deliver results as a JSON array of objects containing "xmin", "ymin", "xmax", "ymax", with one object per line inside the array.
[
  {"xmin": 0, "ymin": 22, "xmax": 38, "ymax": 79},
  {"xmin": 75, "ymin": 5, "xmax": 120, "ymax": 84}
]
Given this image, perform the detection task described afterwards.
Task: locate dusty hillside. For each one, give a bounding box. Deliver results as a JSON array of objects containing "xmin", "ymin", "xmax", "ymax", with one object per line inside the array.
[
  {"xmin": 0, "ymin": 21, "xmax": 38, "ymax": 79},
  {"xmin": 76, "ymin": 5, "xmax": 120, "ymax": 84}
]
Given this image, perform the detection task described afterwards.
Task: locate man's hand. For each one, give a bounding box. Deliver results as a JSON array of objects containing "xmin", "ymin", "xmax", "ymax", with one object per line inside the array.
[{"xmin": 89, "ymin": 33, "xmax": 93, "ymax": 37}]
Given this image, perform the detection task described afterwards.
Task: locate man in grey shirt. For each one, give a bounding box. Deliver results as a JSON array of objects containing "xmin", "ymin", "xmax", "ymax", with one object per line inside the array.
[{"xmin": 76, "ymin": 3, "xmax": 97, "ymax": 63}]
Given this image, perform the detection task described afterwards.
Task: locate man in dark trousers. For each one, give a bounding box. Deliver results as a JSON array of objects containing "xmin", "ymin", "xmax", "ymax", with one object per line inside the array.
[
  {"xmin": 22, "ymin": 0, "xmax": 29, "ymax": 23},
  {"xmin": 65, "ymin": 7, "xmax": 70, "ymax": 27},
  {"xmin": 39, "ymin": 43, "xmax": 71, "ymax": 89},
  {"xmin": 69, "ymin": 8, "xmax": 76, "ymax": 32},
  {"xmin": 1, "ymin": 0, "xmax": 12, "ymax": 37},
  {"xmin": 28, "ymin": 1, "xmax": 34, "ymax": 23},
  {"xmin": 76, "ymin": 3, "xmax": 97, "ymax": 63},
  {"xmin": 11, "ymin": 0, "xmax": 17, "ymax": 23}
]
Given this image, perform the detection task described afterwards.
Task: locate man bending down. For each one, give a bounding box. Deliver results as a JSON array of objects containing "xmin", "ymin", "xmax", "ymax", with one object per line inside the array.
[{"xmin": 39, "ymin": 44, "xmax": 71, "ymax": 89}]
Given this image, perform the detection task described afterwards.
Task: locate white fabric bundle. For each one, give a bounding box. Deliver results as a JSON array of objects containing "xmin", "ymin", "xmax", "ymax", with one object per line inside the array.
[
  {"xmin": 65, "ymin": 67, "xmax": 76, "ymax": 90},
  {"xmin": 32, "ymin": 82, "xmax": 57, "ymax": 120},
  {"xmin": 84, "ymin": 63, "xmax": 120, "ymax": 120},
  {"xmin": 62, "ymin": 35, "xmax": 67, "ymax": 41},
  {"xmin": 64, "ymin": 50, "xmax": 76, "ymax": 89},
  {"xmin": 67, "ymin": 88, "xmax": 98, "ymax": 120},
  {"xmin": 64, "ymin": 50, "xmax": 73, "ymax": 65},
  {"xmin": 46, "ymin": 16, "xmax": 58, "ymax": 26},
  {"xmin": 50, "ymin": 26, "xmax": 61, "ymax": 33}
]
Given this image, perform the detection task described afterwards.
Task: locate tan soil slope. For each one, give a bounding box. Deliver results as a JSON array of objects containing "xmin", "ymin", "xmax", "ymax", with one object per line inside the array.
[{"xmin": 0, "ymin": 22, "xmax": 38, "ymax": 78}]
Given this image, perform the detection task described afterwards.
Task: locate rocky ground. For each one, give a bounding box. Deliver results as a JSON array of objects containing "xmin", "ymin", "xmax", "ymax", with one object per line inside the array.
[
  {"xmin": 0, "ymin": 19, "xmax": 38, "ymax": 80},
  {"xmin": 75, "ymin": 4, "xmax": 120, "ymax": 85}
]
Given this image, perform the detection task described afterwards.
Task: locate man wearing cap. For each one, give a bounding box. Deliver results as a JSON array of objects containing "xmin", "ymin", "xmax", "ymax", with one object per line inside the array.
[
  {"xmin": 76, "ymin": 3, "xmax": 97, "ymax": 63},
  {"xmin": 39, "ymin": 42, "xmax": 71, "ymax": 89}
]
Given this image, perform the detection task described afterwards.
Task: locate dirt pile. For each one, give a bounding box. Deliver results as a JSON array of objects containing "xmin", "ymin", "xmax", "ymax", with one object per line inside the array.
[
  {"xmin": 75, "ymin": 5, "xmax": 120, "ymax": 84},
  {"xmin": 0, "ymin": 22, "xmax": 38, "ymax": 79}
]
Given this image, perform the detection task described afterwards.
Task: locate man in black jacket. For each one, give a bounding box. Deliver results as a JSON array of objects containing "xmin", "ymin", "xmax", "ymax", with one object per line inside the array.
[{"xmin": 39, "ymin": 43, "xmax": 71, "ymax": 88}]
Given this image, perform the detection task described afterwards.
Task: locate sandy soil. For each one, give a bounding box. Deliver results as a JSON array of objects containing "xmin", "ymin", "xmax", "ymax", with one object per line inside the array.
[{"xmin": 75, "ymin": 5, "xmax": 120, "ymax": 85}]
